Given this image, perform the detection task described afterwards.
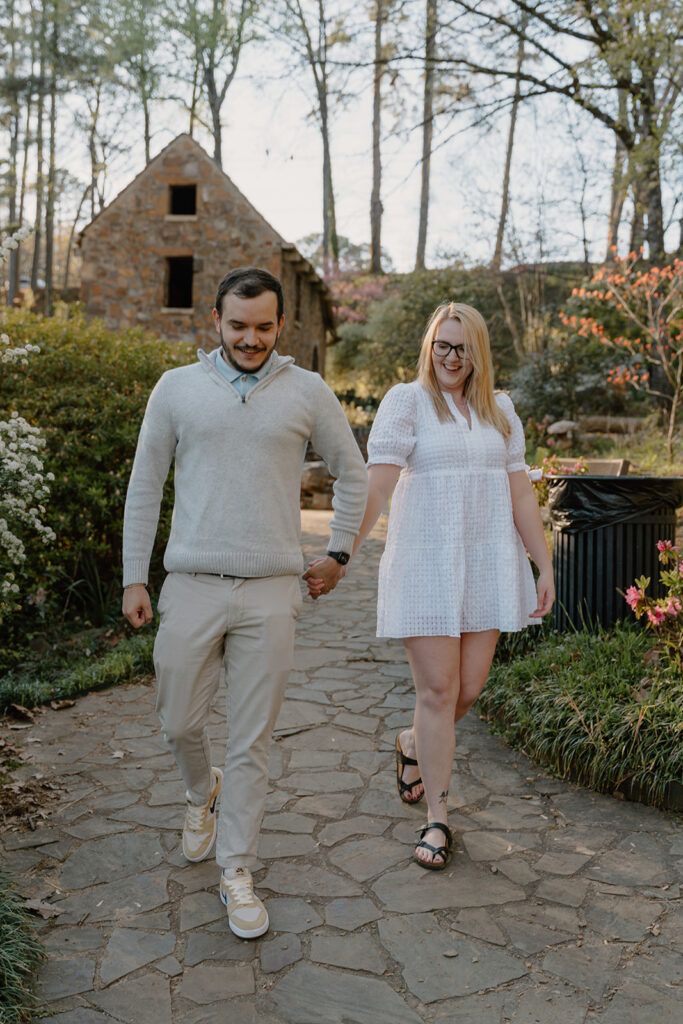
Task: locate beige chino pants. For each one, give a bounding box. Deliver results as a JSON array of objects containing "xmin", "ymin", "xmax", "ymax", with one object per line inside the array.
[{"xmin": 153, "ymin": 571, "xmax": 302, "ymax": 870}]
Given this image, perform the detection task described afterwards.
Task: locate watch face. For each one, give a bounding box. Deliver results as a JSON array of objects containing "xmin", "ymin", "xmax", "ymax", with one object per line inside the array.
[{"xmin": 328, "ymin": 551, "xmax": 350, "ymax": 565}]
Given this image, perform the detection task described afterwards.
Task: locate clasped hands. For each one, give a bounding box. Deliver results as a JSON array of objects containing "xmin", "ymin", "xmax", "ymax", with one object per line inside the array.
[{"xmin": 302, "ymin": 556, "xmax": 346, "ymax": 600}]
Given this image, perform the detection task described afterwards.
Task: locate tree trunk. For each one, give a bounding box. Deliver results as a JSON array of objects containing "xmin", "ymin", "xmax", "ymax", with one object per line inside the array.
[
  {"xmin": 31, "ymin": 6, "xmax": 46, "ymax": 292},
  {"xmin": 491, "ymin": 18, "xmax": 526, "ymax": 274},
  {"xmin": 605, "ymin": 89, "xmax": 628, "ymax": 258},
  {"xmin": 370, "ymin": 0, "xmax": 384, "ymax": 275},
  {"xmin": 320, "ymin": 88, "xmax": 338, "ymax": 276},
  {"xmin": 63, "ymin": 184, "xmax": 92, "ymax": 291},
  {"xmin": 641, "ymin": 78, "xmax": 665, "ymax": 261},
  {"xmin": 7, "ymin": 109, "xmax": 20, "ymax": 305},
  {"xmin": 7, "ymin": 0, "xmax": 19, "ymax": 305},
  {"xmin": 189, "ymin": 59, "xmax": 200, "ymax": 136},
  {"xmin": 204, "ymin": 64, "xmax": 222, "ymax": 166},
  {"xmin": 629, "ymin": 174, "xmax": 646, "ymax": 256},
  {"xmin": 415, "ymin": 0, "xmax": 437, "ymax": 271},
  {"xmin": 44, "ymin": 13, "xmax": 58, "ymax": 315},
  {"xmin": 143, "ymin": 93, "xmax": 151, "ymax": 164}
]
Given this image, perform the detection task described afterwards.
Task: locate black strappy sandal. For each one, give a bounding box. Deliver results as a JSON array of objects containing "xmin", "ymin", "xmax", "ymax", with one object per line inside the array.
[
  {"xmin": 414, "ymin": 821, "xmax": 453, "ymax": 871},
  {"xmin": 395, "ymin": 733, "xmax": 424, "ymax": 804}
]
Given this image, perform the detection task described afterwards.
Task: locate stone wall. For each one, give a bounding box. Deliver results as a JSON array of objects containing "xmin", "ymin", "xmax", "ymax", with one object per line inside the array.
[{"xmin": 79, "ymin": 134, "xmax": 328, "ymax": 372}]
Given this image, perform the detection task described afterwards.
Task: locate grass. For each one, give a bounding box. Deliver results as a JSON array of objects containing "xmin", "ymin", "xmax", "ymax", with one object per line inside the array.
[
  {"xmin": 0, "ymin": 632, "xmax": 155, "ymax": 713},
  {"xmin": 478, "ymin": 620, "xmax": 682, "ymax": 810},
  {"xmin": 0, "ymin": 868, "xmax": 45, "ymax": 1024}
]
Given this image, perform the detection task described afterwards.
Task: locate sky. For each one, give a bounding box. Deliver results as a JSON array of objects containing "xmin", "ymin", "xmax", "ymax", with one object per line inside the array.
[{"xmin": 52, "ymin": 34, "xmax": 678, "ymax": 277}]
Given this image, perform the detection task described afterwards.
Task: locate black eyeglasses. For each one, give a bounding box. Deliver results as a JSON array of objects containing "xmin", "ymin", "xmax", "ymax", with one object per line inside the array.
[{"xmin": 432, "ymin": 339, "xmax": 467, "ymax": 360}]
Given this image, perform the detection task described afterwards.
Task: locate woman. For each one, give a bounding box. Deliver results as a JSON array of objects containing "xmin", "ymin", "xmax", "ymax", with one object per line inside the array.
[{"xmin": 310, "ymin": 301, "xmax": 554, "ymax": 870}]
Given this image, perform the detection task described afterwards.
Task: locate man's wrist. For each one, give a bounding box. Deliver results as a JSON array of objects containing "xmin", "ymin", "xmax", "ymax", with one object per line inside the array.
[
  {"xmin": 124, "ymin": 583, "xmax": 147, "ymax": 590},
  {"xmin": 326, "ymin": 550, "xmax": 350, "ymax": 566}
]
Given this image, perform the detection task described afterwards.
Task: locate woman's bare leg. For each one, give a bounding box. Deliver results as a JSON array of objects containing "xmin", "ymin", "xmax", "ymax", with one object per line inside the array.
[
  {"xmin": 454, "ymin": 629, "xmax": 499, "ymax": 722},
  {"xmin": 403, "ymin": 630, "xmax": 499, "ymax": 864},
  {"xmin": 403, "ymin": 636, "xmax": 461, "ymax": 865}
]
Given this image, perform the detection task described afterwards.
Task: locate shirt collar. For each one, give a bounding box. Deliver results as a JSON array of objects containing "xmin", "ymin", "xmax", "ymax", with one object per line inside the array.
[{"xmin": 219, "ymin": 350, "xmax": 275, "ymax": 381}]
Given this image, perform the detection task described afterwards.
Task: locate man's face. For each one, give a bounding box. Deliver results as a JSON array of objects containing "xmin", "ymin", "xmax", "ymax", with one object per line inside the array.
[{"xmin": 212, "ymin": 291, "xmax": 284, "ymax": 373}]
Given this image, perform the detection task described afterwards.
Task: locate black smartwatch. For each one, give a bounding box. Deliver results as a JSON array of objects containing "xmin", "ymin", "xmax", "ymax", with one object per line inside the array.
[{"xmin": 326, "ymin": 550, "xmax": 350, "ymax": 565}]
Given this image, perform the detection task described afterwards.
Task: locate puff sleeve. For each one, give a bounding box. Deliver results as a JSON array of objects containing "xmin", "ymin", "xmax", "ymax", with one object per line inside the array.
[
  {"xmin": 366, "ymin": 383, "xmax": 417, "ymax": 468},
  {"xmin": 496, "ymin": 392, "xmax": 528, "ymax": 473}
]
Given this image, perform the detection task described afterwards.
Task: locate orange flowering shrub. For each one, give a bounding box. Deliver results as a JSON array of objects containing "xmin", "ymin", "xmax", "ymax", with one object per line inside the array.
[{"xmin": 559, "ymin": 251, "xmax": 683, "ymax": 459}]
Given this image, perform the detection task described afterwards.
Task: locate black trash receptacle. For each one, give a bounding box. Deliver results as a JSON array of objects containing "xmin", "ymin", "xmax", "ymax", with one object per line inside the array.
[{"xmin": 547, "ymin": 476, "xmax": 683, "ymax": 631}]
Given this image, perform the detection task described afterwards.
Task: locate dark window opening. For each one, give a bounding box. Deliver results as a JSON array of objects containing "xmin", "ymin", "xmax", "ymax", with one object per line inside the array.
[
  {"xmin": 311, "ymin": 346, "xmax": 319, "ymax": 373},
  {"xmin": 169, "ymin": 184, "xmax": 197, "ymax": 215},
  {"xmin": 294, "ymin": 274, "xmax": 302, "ymax": 322},
  {"xmin": 166, "ymin": 257, "xmax": 193, "ymax": 308}
]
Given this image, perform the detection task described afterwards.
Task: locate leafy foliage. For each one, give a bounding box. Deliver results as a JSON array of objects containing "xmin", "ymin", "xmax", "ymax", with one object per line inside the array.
[
  {"xmin": 625, "ymin": 540, "xmax": 683, "ymax": 677},
  {"xmin": 508, "ymin": 330, "xmax": 636, "ymax": 423},
  {"xmin": 0, "ymin": 309, "xmax": 192, "ymax": 663},
  {"xmin": 0, "ymin": 867, "xmax": 45, "ymax": 1024},
  {"xmin": 0, "ymin": 631, "xmax": 155, "ymax": 712},
  {"xmin": 560, "ymin": 254, "xmax": 683, "ymax": 458},
  {"xmin": 478, "ymin": 621, "xmax": 682, "ymax": 810},
  {"xmin": 328, "ymin": 264, "xmax": 517, "ymax": 399}
]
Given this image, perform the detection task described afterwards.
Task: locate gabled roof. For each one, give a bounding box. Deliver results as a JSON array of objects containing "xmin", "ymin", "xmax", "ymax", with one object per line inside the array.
[
  {"xmin": 79, "ymin": 133, "xmax": 287, "ymax": 244},
  {"xmin": 78, "ymin": 133, "xmax": 336, "ymax": 338}
]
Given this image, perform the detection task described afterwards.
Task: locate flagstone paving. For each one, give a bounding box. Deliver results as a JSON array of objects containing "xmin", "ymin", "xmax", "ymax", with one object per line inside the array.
[{"xmin": 1, "ymin": 510, "xmax": 681, "ymax": 1023}]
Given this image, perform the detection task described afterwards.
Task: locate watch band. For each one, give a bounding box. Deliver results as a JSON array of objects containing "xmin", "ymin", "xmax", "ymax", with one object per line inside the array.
[{"xmin": 326, "ymin": 550, "xmax": 350, "ymax": 565}]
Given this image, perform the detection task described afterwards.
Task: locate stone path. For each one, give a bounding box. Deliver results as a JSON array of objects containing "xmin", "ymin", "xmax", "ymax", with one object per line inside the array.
[{"xmin": 2, "ymin": 510, "xmax": 681, "ymax": 1024}]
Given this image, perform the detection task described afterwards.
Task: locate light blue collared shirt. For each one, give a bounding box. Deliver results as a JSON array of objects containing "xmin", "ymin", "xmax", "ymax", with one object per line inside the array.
[{"xmin": 215, "ymin": 350, "xmax": 274, "ymax": 397}]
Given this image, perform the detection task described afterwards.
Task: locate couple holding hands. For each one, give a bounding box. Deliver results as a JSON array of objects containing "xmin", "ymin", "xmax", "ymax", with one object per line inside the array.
[{"xmin": 122, "ymin": 266, "xmax": 554, "ymax": 939}]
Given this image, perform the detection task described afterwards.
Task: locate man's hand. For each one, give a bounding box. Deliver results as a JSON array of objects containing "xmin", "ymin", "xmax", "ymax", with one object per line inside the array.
[
  {"xmin": 122, "ymin": 584, "xmax": 154, "ymax": 628},
  {"xmin": 302, "ymin": 556, "xmax": 346, "ymax": 599}
]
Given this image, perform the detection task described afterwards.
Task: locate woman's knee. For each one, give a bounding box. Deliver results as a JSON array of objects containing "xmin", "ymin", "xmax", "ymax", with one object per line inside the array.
[{"xmin": 416, "ymin": 673, "xmax": 458, "ymax": 713}]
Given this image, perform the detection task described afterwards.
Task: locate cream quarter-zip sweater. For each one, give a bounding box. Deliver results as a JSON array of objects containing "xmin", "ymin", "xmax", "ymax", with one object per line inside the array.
[{"xmin": 122, "ymin": 348, "xmax": 368, "ymax": 587}]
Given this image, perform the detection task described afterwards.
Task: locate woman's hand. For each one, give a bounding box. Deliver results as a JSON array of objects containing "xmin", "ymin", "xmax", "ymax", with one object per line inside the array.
[{"xmin": 530, "ymin": 568, "xmax": 555, "ymax": 617}]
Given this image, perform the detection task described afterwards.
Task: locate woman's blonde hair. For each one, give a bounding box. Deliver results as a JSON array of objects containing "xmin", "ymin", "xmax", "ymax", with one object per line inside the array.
[{"xmin": 416, "ymin": 301, "xmax": 510, "ymax": 437}]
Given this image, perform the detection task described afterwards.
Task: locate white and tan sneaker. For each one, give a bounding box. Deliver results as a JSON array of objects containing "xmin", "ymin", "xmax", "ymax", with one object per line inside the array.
[
  {"xmin": 182, "ymin": 767, "xmax": 223, "ymax": 862},
  {"xmin": 220, "ymin": 867, "xmax": 269, "ymax": 939}
]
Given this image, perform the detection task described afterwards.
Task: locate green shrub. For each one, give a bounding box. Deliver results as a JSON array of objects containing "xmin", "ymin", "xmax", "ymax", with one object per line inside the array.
[
  {"xmin": 478, "ymin": 621, "xmax": 682, "ymax": 809},
  {"xmin": 329, "ymin": 264, "xmax": 519, "ymax": 400},
  {"xmin": 0, "ymin": 867, "xmax": 44, "ymax": 1024},
  {"xmin": 0, "ymin": 631, "xmax": 155, "ymax": 712},
  {"xmin": 508, "ymin": 331, "xmax": 641, "ymax": 422},
  {"xmin": 0, "ymin": 309, "xmax": 193, "ymax": 664}
]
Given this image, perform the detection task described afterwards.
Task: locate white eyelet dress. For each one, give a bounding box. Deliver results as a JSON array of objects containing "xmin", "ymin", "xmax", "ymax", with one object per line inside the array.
[{"xmin": 366, "ymin": 382, "xmax": 539, "ymax": 637}]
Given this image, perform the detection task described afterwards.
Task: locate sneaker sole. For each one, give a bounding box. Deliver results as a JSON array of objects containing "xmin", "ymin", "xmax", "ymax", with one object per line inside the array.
[
  {"xmin": 219, "ymin": 888, "xmax": 269, "ymax": 939},
  {"xmin": 227, "ymin": 916, "xmax": 269, "ymax": 940}
]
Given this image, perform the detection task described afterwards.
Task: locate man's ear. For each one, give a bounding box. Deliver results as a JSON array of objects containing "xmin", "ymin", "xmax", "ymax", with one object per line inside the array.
[{"xmin": 212, "ymin": 308, "xmax": 220, "ymax": 332}]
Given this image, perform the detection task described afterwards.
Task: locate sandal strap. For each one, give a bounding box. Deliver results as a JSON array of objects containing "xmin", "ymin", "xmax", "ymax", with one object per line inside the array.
[
  {"xmin": 398, "ymin": 775, "xmax": 422, "ymax": 794},
  {"xmin": 396, "ymin": 748, "xmax": 418, "ymax": 768},
  {"xmin": 416, "ymin": 821, "xmax": 452, "ymax": 846},
  {"xmin": 415, "ymin": 838, "xmax": 449, "ymax": 859}
]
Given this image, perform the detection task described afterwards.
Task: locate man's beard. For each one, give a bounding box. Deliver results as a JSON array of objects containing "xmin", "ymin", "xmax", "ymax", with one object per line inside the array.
[{"xmin": 219, "ymin": 328, "xmax": 278, "ymax": 373}]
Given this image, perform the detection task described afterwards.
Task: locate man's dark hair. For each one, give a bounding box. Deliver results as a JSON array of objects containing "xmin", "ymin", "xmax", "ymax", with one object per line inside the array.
[{"xmin": 214, "ymin": 267, "xmax": 284, "ymax": 320}]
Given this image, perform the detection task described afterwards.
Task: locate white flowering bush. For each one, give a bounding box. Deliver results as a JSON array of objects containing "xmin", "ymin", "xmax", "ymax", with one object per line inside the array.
[{"xmin": 0, "ymin": 226, "xmax": 55, "ymax": 622}]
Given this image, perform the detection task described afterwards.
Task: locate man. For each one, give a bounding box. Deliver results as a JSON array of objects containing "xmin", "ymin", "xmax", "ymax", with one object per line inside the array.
[{"xmin": 122, "ymin": 267, "xmax": 367, "ymax": 938}]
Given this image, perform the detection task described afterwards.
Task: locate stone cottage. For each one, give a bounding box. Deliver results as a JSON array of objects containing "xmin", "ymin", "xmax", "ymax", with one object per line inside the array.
[{"xmin": 79, "ymin": 134, "xmax": 334, "ymax": 371}]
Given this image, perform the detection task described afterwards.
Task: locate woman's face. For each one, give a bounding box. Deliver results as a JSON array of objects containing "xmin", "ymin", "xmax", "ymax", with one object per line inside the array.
[{"xmin": 431, "ymin": 317, "xmax": 472, "ymax": 394}]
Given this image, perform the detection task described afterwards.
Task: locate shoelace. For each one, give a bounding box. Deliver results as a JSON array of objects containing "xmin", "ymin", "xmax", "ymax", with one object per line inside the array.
[
  {"xmin": 186, "ymin": 801, "xmax": 209, "ymax": 831},
  {"xmin": 223, "ymin": 875, "xmax": 253, "ymax": 906}
]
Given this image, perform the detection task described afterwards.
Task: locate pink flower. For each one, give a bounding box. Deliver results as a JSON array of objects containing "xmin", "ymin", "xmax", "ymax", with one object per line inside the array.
[
  {"xmin": 665, "ymin": 597, "xmax": 681, "ymax": 616},
  {"xmin": 647, "ymin": 607, "xmax": 666, "ymax": 625},
  {"xmin": 625, "ymin": 586, "xmax": 643, "ymax": 611},
  {"xmin": 656, "ymin": 539, "xmax": 675, "ymax": 552}
]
